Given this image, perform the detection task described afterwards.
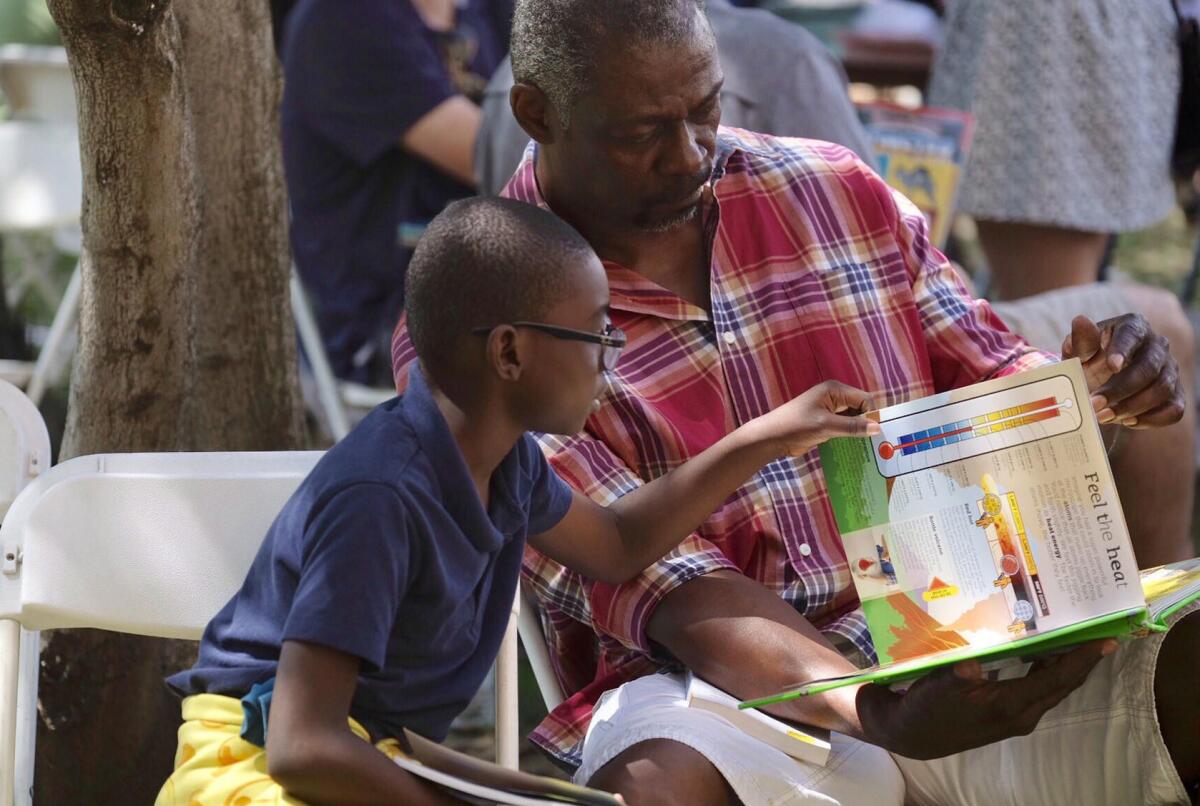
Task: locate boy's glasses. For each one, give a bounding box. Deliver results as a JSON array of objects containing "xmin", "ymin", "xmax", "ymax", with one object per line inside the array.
[{"xmin": 472, "ymin": 322, "xmax": 627, "ymax": 371}]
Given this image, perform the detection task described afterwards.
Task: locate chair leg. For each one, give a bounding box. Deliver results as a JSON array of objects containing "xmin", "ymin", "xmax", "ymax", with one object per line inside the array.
[
  {"xmin": 12, "ymin": 629, "xmax": 36, "ymax": 806},
  {"xmin": 25, "ymin": 261, "xmax": 81, "ymax": 407},
  {"xmin": 0, "ymin": 619, "xmax": 21, "ymax": 806},
  {"xmin": 289, "ymin": 272, "xmax": 350, "ymax": 441},
  {"xmin": 494, "ymin": 592, "xmax": 520, "ymax": 770}
]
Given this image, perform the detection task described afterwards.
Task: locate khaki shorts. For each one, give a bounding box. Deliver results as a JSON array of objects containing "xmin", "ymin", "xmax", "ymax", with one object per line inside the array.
[
  {"xmin": 989, "ymin": 282, "xmax": 1131, "ymax": 355},
  {"xmin": 573, "ymin": 603, "xmax": 1197, "ymax": 806}
]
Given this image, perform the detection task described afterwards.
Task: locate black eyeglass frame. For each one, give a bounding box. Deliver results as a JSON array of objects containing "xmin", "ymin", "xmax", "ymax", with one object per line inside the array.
[{"xmin": 471, "ymin": 321, "xmax": 627, "ymax": 370}]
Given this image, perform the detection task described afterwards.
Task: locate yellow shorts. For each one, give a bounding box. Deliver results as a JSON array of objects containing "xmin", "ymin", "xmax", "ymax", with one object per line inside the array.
[{"xmin": 155, "ymin": 693, "xmax": 402, "ymax": 806}]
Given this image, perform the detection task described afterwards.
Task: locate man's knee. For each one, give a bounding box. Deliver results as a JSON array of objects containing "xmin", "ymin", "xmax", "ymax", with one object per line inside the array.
[{"xmin": 587, "ymin": 738, "xmax": 737, "ymax": 806}]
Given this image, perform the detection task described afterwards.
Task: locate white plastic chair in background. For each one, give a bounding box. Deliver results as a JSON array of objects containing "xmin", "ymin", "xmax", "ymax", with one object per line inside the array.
[
  {"xmin": 0, "ymin": 449, "xmax": 531, "ymax": 805},
  {"xmin": 516, "ymin": 584, "xmax": 566, "ymax": 713},
  {"xmin": 0, "ymin": 381, "xmax": 52, "ymax": 806}
]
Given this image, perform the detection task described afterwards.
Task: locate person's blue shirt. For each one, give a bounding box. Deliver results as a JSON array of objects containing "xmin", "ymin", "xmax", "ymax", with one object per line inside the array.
[
  {"xmin": 168, "ymin": 364, "xmax": 573, "ymax": 742},
  {"xmin": 280, "ymin": 0, "xmax": 512, "ymax": 383}
]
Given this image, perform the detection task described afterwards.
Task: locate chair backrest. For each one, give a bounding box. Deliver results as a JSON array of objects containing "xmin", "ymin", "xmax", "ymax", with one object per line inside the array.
[
  {"xmin": 0, "ymin": 450, "xmax": 322, "ymax": 638},
  {"xmin": 0, "ymin": 447, "xmax": 541, "ymax": 792},
  {"xmin": 0, "ymin": 381, "xmax": 49, "ymax": 523}
]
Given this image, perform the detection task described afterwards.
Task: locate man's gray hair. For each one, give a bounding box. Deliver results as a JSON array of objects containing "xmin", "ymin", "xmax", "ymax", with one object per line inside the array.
[{"xmin": 511, "ymin": 0, "xmax": 710, "ymax": 127}]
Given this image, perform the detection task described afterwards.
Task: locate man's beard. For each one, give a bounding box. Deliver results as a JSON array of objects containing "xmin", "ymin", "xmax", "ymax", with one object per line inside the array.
[
  {"xmin": 632, "ymin": 163, "xmax": 712, "ymax": 233},
  {"xmin": 634, "ymin": 200, "xmax": 700, "ymax": 233}
]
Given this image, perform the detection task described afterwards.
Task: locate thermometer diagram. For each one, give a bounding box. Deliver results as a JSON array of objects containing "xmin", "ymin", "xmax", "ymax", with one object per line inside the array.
[{"xmin": 871, "ymin": 374, "xmax": 1081, "ymax": 478}]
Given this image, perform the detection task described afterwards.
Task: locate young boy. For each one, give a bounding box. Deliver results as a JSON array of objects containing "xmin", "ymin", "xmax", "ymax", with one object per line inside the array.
[{"xmin": 156, "ymin": 197, "xmax": 879, "ymax": 805}]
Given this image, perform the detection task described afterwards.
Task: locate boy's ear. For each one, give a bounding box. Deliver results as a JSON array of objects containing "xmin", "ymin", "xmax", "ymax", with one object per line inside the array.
[
  {"xmin": 486, "ymin": 325, "xmax": 524, "ymax": 382},
  {"xmin": 510, "ymin": 82, "xmax": 557, "ymax": 145}
]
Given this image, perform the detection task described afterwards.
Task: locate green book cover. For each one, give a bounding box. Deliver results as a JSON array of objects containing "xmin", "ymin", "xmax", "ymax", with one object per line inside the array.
[{"xmin": 741, "ymin": 361, "xmax": 1200, "ymax": 711}]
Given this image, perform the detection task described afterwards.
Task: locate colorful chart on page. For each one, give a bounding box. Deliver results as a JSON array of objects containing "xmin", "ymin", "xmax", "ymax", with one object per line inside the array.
[{"xmin": 871, "ymin": 374, "xmax": 1081, "ymax": 478}]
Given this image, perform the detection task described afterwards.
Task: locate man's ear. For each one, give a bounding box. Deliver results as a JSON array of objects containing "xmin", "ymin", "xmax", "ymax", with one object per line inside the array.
[
  {"xmin": 510, "ymin": 82, "xmax": 558, "ymax": 145},
  {"xmin": 486, "ymin": 325, "xmax": 524, "ymax": 382}
]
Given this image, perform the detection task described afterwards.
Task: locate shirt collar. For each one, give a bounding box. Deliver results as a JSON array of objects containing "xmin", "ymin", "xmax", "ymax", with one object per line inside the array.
[
  {"xmin": 401, "ymin": 364, "xmax": 522, "ymax": 552},
  {"xmin": 503, "ymin": 131, "xmax": 751, "ymax": 323}
]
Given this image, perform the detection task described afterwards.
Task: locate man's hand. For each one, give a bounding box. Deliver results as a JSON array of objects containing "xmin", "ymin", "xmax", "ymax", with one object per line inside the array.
[
  {"xmin": 1061, "ymin": 314, "xmax": 1185, "ymax": 428},
  {"xmin": 857, "ymin": 639, "xmax": 1116, "ymax": 760},
  {"xmin": 750, "ymin": 380, "xmax": 882, "ymax": 458}
]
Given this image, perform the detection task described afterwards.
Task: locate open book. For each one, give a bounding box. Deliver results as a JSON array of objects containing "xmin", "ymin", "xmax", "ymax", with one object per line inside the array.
[
  {"xmin": 740, "ymin": 360, "xmax": 1200, "ymax": 710},
  {"xmin": 394, "ymin": 729, "xmax": 622, "ymax": 806}
]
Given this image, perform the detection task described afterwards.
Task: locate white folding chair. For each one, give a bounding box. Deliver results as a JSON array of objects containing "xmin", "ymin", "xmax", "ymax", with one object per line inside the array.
[
  {"xmin": 0, "ymin": 381, "xmax": 52, "ymax": 806},
  {"xmin": 0, "ymin": 450, "xmax": 322, "ymax": 806},
  {"xmin": 517, "ymin": 583, "xmax": 566, "ymax": 712},
  {"xmin": 0, "ymin": 449, "xmax": 533, "ymax": 805}
]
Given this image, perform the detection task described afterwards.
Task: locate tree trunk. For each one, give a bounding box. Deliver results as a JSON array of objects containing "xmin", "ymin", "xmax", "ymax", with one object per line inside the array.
[{"xmin": 37, "ymin": 1, "xmax": 305, "ymax": 802}]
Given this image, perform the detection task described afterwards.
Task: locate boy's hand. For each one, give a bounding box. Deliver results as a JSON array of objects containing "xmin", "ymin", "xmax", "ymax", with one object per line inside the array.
[
  {"xmin": 753, "ymin": 380, "xmax": 881, "ymax": 458},
  {"xmin": 857, "ymin": 639, "xmax": 1115, "ymax": 760}
]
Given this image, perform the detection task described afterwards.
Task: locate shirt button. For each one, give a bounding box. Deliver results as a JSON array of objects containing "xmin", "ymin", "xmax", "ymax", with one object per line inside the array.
[
  {"xmin": 721, "ymin": 330, "xmax": 737, "ymax": 345},
  {"xmin": 799, "ymin": 543, "xmax": 812, "ymax": 557}
]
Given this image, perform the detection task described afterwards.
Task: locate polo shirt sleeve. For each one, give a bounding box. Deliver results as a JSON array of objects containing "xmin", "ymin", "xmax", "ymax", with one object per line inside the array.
[
  {"xmin": 282, "ymin": 484, "xmax": 412, "ymax": 671},
  {"xmin": 285, "ymin": 3, "xmax": 458, "ymax": 166},
  {"xmin": 520, "ymin": 433, "xmax": 574, "ymax": 536},
  {"xmin": 875, "ymin": 169, "xmax": 1056, "ymax": 390},
  {"xmin": 524, "ymin": 431, "xmax": 738, "ymax": 656}
]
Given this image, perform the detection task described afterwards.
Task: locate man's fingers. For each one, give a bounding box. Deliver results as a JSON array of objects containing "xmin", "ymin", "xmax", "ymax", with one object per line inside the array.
[
  {"xmin": 1031, "ymin": 640, "xmax": 1112, "ymax": 693},
  {"xmin": 1100, "ymin": 314, "xmax": 1151, "ymax": 374},
  {"xmin": 1064, "ymin": 315, "xmax": 1104, "ymax": 362},
  {"xmin": 1094, "ymin": 335, "xmax": 1169, "ymax": 410},
  {"xmin": 1106, "ymin": 359, "xmax": 1182, "ymax": 422},
  {"xmin": 1016, "ymin": 641, "xmax": 1114, "ymax": 722},
  {"xmin": 1119, "ymin": 396, "xmax": 1186, "ymax": 429}
]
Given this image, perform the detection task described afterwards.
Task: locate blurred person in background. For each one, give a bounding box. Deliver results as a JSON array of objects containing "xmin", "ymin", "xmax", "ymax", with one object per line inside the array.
[
  {"xmin": 929, "ymin": 1, "xmax": 1179, "ymax": 302},
  {"xmin": 930, "ymin": 0, "xmax": 1195, "ymax": 563},
  {"xmin": 275, "ymin": 0, "xmax": 513, "ymax": 385}
]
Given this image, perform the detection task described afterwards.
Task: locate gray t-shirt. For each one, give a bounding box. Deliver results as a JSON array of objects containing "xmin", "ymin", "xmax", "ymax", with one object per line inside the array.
[{"xmin": 475, "ymin": 0, "xmax": 875, "ymax": 195}]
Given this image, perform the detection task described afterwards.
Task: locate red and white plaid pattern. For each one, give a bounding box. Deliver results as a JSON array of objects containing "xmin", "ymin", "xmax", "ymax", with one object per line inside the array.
[{"xmin": 393, "ymin": 128, "xmax": 1052, "ymax": 768}]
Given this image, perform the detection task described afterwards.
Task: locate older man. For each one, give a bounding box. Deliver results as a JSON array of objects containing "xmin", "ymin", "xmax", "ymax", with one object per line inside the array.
[{"xmin": 393, "ymin": 2, "xmax": 1199, "ymax": 804}]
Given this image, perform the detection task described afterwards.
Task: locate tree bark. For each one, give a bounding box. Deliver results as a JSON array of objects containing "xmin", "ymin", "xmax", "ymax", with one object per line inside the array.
[{"xmin": 37, "ymin": 0, "xmax": 305, "ymax": 801}]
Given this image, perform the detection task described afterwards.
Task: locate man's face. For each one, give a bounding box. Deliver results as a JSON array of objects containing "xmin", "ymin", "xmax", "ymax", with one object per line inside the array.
[{"xmin": 551, "ymin": 23, "xmax": 722, "ymax": 234}]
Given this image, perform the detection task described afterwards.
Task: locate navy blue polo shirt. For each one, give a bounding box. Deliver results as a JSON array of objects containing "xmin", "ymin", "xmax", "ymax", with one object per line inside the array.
[
  {"xmin": 280, "ymin": 0, "xmax": 512, "ymax": 381},
  {"xmin": 168, "ymin": 365, "xmax": 573, "ymax": 741}
]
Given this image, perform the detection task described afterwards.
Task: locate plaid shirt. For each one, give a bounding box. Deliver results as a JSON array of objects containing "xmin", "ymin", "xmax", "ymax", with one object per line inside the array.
[{"xmin": 392, "ymin": 128, "xmax": 1052, "ymax": 769}]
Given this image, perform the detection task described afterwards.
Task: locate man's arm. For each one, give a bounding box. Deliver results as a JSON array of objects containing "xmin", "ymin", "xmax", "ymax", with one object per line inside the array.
[
  {"xmin": 649, "ymin": 570, "xmax": 1116, "ymax": 760},
  {"xmin": 267, "ymin": 640, "xmax": 459, "ymax": 805},
  {"xmin": 529, "ymin": 381, "xmax": 876, "ymax": 585}
]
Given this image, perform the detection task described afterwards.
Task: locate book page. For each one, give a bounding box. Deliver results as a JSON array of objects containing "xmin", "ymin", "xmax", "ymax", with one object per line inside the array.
[
  {"xmin": 821, "ymin": 360, "xmax": 1145, "ymax": 666},
  {"xmin": 1139, "ymin": 558, "xmax": 1200, "ymax": 622}
]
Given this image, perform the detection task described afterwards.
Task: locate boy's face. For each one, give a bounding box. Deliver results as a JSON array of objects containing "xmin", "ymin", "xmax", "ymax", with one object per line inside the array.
[{"xmin": 515, "ymin": 253, "xmax": 613, "ymax": 436}]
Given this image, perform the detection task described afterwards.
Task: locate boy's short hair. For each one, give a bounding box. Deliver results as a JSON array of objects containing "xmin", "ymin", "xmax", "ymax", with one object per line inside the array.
[{"xmin": 404, "ymin": 196, "xmax": 596, "ymax": 374}]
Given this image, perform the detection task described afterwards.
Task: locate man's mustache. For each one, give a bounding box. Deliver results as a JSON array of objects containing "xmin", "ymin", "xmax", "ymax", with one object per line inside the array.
[{"xmin": 649, "ymin": 164, "xmax": 713, "ymax": 206}]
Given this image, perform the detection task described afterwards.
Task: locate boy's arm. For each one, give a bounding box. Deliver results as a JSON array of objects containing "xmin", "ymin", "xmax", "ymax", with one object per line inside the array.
[
  {"xmin": 267, "ymin": 640, "xmax": 460, "ymax": 806},
  {"xmin": 529, "ymin": 380, "xmax": 876, "ymax": 585}
]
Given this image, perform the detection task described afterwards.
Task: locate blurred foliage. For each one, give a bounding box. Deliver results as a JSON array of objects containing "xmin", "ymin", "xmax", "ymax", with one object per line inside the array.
[{"xmin": 0, "ymin": 0, "xmax": 60, "ymax": 46}]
